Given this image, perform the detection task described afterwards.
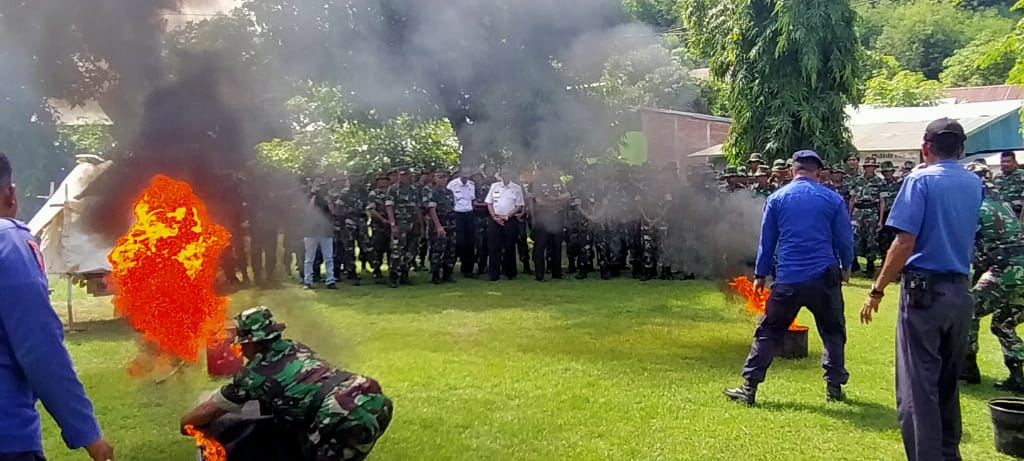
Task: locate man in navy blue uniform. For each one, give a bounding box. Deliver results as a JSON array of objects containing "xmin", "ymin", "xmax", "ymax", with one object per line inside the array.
[
  {"xmin": 860, "ymin": 119, "xmax": 982, "ymax": 461},
  {"xmin": 0, "ymin": 153, "xmax": 114, "ymax": 461},
  {"xmin": 724, "ymin": 150, "xmax": 854, "ymax": 406}
]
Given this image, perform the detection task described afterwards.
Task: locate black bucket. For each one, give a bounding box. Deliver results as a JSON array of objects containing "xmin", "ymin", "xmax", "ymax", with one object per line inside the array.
[{"xmin": 989, "ymin": 397, "xmax": 1024, "ymax": 458}]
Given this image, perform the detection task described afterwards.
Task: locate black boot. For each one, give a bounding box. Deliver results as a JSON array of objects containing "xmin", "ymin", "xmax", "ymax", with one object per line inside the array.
[
  {"xmin": 431, "ymin": 271, "xmax": 442, "ymax": 285},
  {"xmin": 660, "ymin": 266, "xmax": 673, "ymax": 280},
  {"xmin": 960, "ymin": 353, "xmax": 981, "ymax": 385},
  {"xmin": 522, "ymin": 264, "xmax": 534, "ymax": 275},
  {"xmin": 575, "ymin": 270, "xmax": 588, "ymax": 280},
  {"xmin": 865, "ymin": 260, "xmax": 876, "ymax": 278},
  {"xmin": 388, "ymin": 272, "xmax": 398, "ymax": 288},
  {"xmin": 567, "ymin": 262, "xmax": 577, "ymax": 274},
  {"xmin": 600, "ymin": 268, "xmax": 611, "ymax": 280},
  {"xmin": 724, "ymin": 383, "xmax": 757, "ymax": 406},
  {"xmin": 400, "ymin": 271, "xmax": 413, "ymax": 285},
  {"xmin": 640, "ymin": 268, "xmax": 653, "ymax": 282},
  {"xmin": 826, "ymin": 383, "xmax": 846, "ymax": 402},
  {"xmin": 996, "ymin": 360, "xmax": 1024, "ymax": 394},
  {"xmin": 442, "ymin": 267, "xmax": 455, "ymax": 283}
]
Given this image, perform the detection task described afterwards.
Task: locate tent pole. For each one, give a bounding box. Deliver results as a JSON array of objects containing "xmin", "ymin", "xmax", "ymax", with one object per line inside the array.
[{"xmin": 66, "ymin": 276, "xmax": 74, "ymax": 327}]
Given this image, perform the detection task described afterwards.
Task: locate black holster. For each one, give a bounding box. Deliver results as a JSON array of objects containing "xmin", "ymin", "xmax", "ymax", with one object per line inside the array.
[{"xmin": 904, "ymin": 271, "xmax": 933, "ymax": 310}]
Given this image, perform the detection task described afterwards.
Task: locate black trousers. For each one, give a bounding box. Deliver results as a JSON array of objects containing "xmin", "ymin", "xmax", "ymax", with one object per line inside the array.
[
  {"xmin": 488, "ymin": 218, "xmax": 520, "ymax": 279},
  {"xmin": 0, "ymin": 453, "xmax": 45, "ymax": 461},
  {"xmin": 533, "ymin": 224, "xmax": 564, "ymax": 279},
  {"xmin": 741, "ymin": 269, "xmax": 848, "ymax": 386},
  {"xmin": 455, "ymin": 212, "xmax": 476, "ymax": 275}
]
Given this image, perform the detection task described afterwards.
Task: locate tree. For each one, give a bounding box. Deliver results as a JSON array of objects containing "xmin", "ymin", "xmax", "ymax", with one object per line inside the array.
[
  {"xmin": 940, "ymin": 32, "xmax": 1015, "ymax": 87},
  {"xmin": 682, "ymin": 0, "xmax": 862, "ymax": 164},
  {"xmin": 859, "ymin": 0, "xmax": 1014, "ymax": 80},
  {"xmin": 623, "ymin": 0, "xmax": 680, "ymax": 30},
  {"xmin": 594, "ymin": 43, "xmax": 701, "ymax": 112},
  {"xmin": 864, "ymin": 71, "xmax": 945, "ymax": 107}
]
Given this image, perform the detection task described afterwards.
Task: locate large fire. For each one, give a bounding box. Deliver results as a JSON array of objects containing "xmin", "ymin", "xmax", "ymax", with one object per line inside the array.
[
  {"xmin": 728, "ymin": 276, "xmax": 806, "ymax": 332},
  {"xmin": 183, "ymin": 424, "xmax": 227, "ymax": 461},
  {"xmin": 108, "ymin": 175, "xmax": 232, "ymax": 363}
]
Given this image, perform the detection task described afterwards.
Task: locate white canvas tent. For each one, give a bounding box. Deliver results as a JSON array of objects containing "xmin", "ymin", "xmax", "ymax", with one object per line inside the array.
[
  {"xmin": 27, "ymin": 156, "xmax": 116, "ymax": 325},
  {"xmin": 28, "ymin": 155, "xmax": 115, "ymax": 276}
]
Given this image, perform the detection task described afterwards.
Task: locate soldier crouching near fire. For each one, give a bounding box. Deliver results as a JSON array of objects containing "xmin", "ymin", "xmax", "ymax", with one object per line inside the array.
[{"xmin": 181, "ymin": 307, "xmax": 393, "ymax": 461}]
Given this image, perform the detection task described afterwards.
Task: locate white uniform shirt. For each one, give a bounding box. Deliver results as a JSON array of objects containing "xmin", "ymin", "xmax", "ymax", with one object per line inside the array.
[
  {"xmin": 447, "ymin": 178, "xmax": 476, "ymax": 212},
  {"xmin": 485, "ymin": 181, "xmax": 525, "ymax": 217}
]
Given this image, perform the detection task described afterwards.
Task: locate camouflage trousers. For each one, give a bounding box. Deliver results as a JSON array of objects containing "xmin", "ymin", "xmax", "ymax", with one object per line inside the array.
[
  {"xmin": 970, "ymin": 265, "xmax": 1024, "ymax": 362},
  {"xmin": 566, "ymin": 223, "xmax": 594, "ymax": 270},
  {"xmin": 368, "ymin": 226, "xmax": 390, "ymax": 271},
  {"xmin": 388, "ymin": 224, "xmax": 419, "ymax": 275},
  {"xmin": 640, "ymin": 221, "xmax": 668, "ymax": 271},
  {"xmin": 311, "ymin": 377, "xmax": 393, "ymax": 461},
  {"xmin": 851, "ymin": 208, "xmax": 880, "ymax": 262},
  {"xmin": 334, "ymin": 219, "xmax": 360, "ymax": 278},
  {"xmin": 356, "ymin": 220, "xmax": 370, "ymax": 268},
  {"xmin": 429, "ymin": 218, "xmax": 457, "ymax": 272},
  {"xmin": 594, "ymin": 223, "xmax": 627, "ymax": 271}
]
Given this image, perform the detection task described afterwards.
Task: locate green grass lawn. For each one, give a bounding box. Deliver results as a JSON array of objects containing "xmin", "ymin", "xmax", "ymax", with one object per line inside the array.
[{"xmin": 40, "ymin": 274, "xmax": 1018, "ymax": 460}]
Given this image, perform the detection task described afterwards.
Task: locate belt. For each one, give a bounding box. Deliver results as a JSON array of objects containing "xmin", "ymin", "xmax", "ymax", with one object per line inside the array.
[
  {"xmin": 455, "ymin": 210, "xmax": 474, "ymax": 214},
  {"xmin": 853, "ymin": 203, "xmax": 879, "ymax": 210},
  {"xmin": 904, "ymin": 268, "xmax": 968, "ymax": 284}
]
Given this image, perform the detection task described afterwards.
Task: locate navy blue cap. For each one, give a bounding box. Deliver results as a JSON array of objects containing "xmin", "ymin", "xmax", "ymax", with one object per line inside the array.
[{"xmin": 792, "ymin": 150, "xmax": 824, "ymax": 167}]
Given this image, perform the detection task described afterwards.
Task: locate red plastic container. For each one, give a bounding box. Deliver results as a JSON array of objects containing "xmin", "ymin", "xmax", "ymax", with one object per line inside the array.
[{"xmin": 206, "ymin": 328, "xmax": 244, "ymax": 377}]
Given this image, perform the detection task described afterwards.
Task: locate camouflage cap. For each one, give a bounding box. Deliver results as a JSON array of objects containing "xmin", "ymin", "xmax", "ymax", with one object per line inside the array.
[
  {"xmin": 234, "ymin": 306, "xmax": 286, "ymax": 344},
  {"xmin": 862, "ymin": 157, "xmax": 880, "ymax": 167},
  {"xmin": 879, "ymin": 161, "xmax": 895, "ymax": 172},
  {"xmin": 902, "ymin": 161, "xmax": 915, "ymax": 169},
  {"xmin": 785, "ymin": 158, "xmax": 794, "ymax": 167},
  {"xmin": 747, "ymin": 153, "xmax": 764, "ymax": 164},
  {"xmin": 972, "ymin": 158, "xmax": 988, "ymax": 166},
  {"xmin": 831, "ymin": 164, "xmax": 846, "ymax": 174},
  {"xmin": 966, "ymin": 162, "xmax": 987, "ymax": 177},
  {"xmin": 771, "ymin": 159, "xmax": 787, "ymax": 171},
  {"xmin": 845, "ymin": 153, "xmax": 860, "ymax": 162},
  {"xmin": 721, "ymin": 166, "xmax": 739, "ymax": 177},
  {"xmin": 753, "ymin": 165, "xmax": 771, "ymax": 177},
  {"xmin": 736, "ymin": 166, "xmax": 749, "ymax": 176}
]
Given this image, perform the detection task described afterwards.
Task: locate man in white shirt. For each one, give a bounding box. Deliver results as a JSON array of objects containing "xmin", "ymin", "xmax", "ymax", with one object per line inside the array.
[
  {"xmin": 447, "ymin": 166, "xmax": 478, "ymax": 278},
  {"xmin": 484, "ymin": 167, "xmax": 525, "ymax": 281}
]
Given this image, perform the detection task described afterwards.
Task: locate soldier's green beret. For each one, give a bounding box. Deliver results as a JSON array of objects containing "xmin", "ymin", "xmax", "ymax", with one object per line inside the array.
[
  {"xmin": 879, "ymin": 161, "xmax": 895, "ymax": 172},
  {"xmin": 234, "ymin": 306, "xmax": 286, "ymax": 344}
]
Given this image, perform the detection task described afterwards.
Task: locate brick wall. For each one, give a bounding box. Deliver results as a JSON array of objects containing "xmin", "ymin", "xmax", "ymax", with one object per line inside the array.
[{"xmin": 641, "ymin": 108, "xmax": 731, "ymax": 167}]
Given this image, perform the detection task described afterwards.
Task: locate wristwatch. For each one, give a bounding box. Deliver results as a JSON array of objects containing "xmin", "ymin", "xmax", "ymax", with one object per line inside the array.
[{"xmin": 869, "ymin": 284, "xmax": 885, "ymax": 299}]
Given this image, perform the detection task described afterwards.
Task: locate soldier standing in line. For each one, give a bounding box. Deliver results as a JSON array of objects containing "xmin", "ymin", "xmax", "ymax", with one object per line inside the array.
[
  {"xmin": 736, "ymin": 166, "xmax": 750, "ymax": 189},
  {"xmin": 961, "ymin": 168, "xmax": 1024, "ymax": 393},
  {"xmin": 626, "ymin": 165, "xmax": 646, "ymax": 279},
  {"xmin": 473, "ymin": 170, "xmax": 492, "ymax": 277},
  {"xmin": 532, "ymin": 170, "xmax": 571, "ymax": 281},
  {"xmin": 580, "ymin": 174, "xmax": 613, "ymax": 280},
  {"xmin": 877, "ymin": 161, "xmax": 901, "ymax": 267},
  {"xmin": 355, "ymin": 173, "xmax": 373, "ymax": 275},
  {"xmin": 424, "ymin": 169, "xmax": 458, "ymax": 284},
  {"xmin": 719, "ymin": 166, "xmax": 744, "ymax": 193},
  {"xmin": 747, "ymin": 152, "xmax": 765, "ymax": 174},
  {"xmin": 749, "ymin": 165, "xmax": 774, "ymax": 198},
  {"xmin": 843, "ymin": 153, "xmax": 861, "ymax": 179},
  {"xmin": 567, "ymin": 172, "xmax": 596, "ymax": 279},
  {"xmin": 842, "ymin": 154, "xmax": 862, "ymax": 272},
  {"xmin": 994, "ymin": 150, "xmax": 1024, "ymax": 220},
  {"xmin": 515, "ymin": 168, "xmax": 534, "ymax": 276},
  {"xmin": 330, "ymin": 172, "xmax": 366, "ymax": 286},
  {"xmin": 385, "ymin": 167, "xmax": 420, "ymax": 288},
  {"xmin": 848, "ymin": 156, "xmax": 886, "ymax": 277},
  {"xmin": 769, "ymin": 159, "xmax": 787, "ymax": 188},
  {"xmin": 413, "ymin": 168, "xmax": 434, "ymax": 272},
  {"xmin": 639, "ymin": 167, "xmax": 673, "ymax": 280},
  {"xmin": 365, "ymin": 174, "xmax": 392, "ymax": 284},
  {"xmin": 828, "ymin": 165, "xmax": 850, "ymax": 204}
]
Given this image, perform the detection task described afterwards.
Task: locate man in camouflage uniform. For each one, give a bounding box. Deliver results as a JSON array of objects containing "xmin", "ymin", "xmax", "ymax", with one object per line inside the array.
[
  {"xmin": 849, "ymin": 156, "xmax": 885, "ymax": 277},
  {"xmin": 747, "ymin": 152, "xmax": 765, "ymax": 174},
  {"xmin": 736, "ymin": 166, "xmax": 750, "ymax": 188},
  {"xmin": 567, "ymin": 173, "xmax": 596, "ymax": 279},
  {"xmin": 843, "ymin": 153, "xmax": 861, "ymax": 180},
  {"xmin": 639, "ymin": 167, "xmax": 674, "ymax": 280},
  {"xmin": 329, "ymin": 173, "xmax": 366, "ymax": 286},
  {"xmin": 995, "ymin": 150, "xmax": 1024, "ymax": 219},
  {"xmin": 877, "ymin": 161, "xmax": 901, "ymax": 266},
  {"xmin": 828, "ymin": 165, "xmax": 850, "ymax": 204},
  {"xmin": 769, "ymin": 159, "xmax": 788, "ymax": 188},
  {"xmin": 181, "ymin": 307, "xmax": 392, "ymax": 461},
  {"xmin": 365, "ymin": 175, "xmax": 391, "ymax": 284},
  {"xmin": 962, "ymin": 171, "xmax": 1024, "ymax": 393},
  {"xmin": 899, "ymin": 160, "xmax": 915, "ymax": 178},
  {"xmin": 385, "ymin": 168, "xmax": 421, "ymax": 288},
  {"xmin": 531, "ymin": 170, "xmax": 571, "ymax": 281},
  {"xmin": 719, "ymin": 166, "xmax": 744, "ymax": 193},
  {"xmin": 414, "ymin": 168, "xmax": 435, "ymax": 272},
  {"xmin": 471, "ymin": 171, "xmax": 491, "ymax": 277},
  {"xmin": 424, "ymin": 169, "xmax": 458, "ymax": 284},
  {"xmin": 749, "ymin": 165, "xmax": 773, "ymax": 198}
]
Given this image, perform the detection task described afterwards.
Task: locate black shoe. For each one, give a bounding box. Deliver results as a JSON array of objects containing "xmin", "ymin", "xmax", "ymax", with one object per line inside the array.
[
  {"xmin": 463, "ymin": 272, "xmax": 477, "ymax": 279},
  {"xmin": 523, "ymin": 267, "xmax": 534, "ymax": 275},
  {"xmin": 442, "ymin": 268, "xmax": 455, "ymax": 283},
  {"xmin": 960, "ymin": 354, "xmax": 981, "ymax": 384},
  {"xmin": 552, "ymin": 273, "xmax": 565, "ymax": 280},
  {"xmin": 326, "ymin": 283, "xmax": 338, "ymax": 290},
  {"xmin": 575, "ymin": 271, "xmax": 588, "ymax": 280},
  {"xmin": 567, "ymin": 264, "xmax": 577, "ymax": 274},
  {"xmin": 996, "ymin": 360, "xmax": 1024, "ymax": 393},
  {"xmin": 826, "ymin": 384, "xmax": 845, "ymax": 402},
  {"xmin": 535, "ymin": 275, "xmax": 545, "ymax": 282},
  {"xmin": 724, "ymin": 384, "xmax": 757, "ymax": 406},
  {"xmin": 347, "ymin": 272, "xmax": 359, "ymax": 280},
  {"xmin": 388, "ymin": 274, "xmax": 399, "ymax": 288},
  {"xmin": 610, "ymin": 268, "xmax": 621, "ymax": 278},
  {"xmin": 600, "ymin": 270, "xmax": 611, "ymax": 280},
  {"xmin": 489, "ymin": 276, "xmax": 500, "ymax": 282},
  {"xmin": 432, "ymin": 272, "xmax": 442, "ymax": 285}
]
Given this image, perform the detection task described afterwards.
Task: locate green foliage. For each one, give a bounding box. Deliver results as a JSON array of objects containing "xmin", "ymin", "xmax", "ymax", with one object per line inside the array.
[
  {"xmin": 859, "ymin": 0, "xmax": 1014, "ymax": 80},
  {"xmin": 57, "ymin": 125, "xmax": 116, "ymax": 155},
  {"xmin": 940, "ymin": 32, "xmax": 1016, "ymax": 86},
  {"xmin": 683, "ymin": 0, "xmax": 862, "ymax": 164},
  {"xmin": 864, "ymin": 71, "xmax": 945, "ymax": 107},
  {"xmin": 595, "ymin": 43, "xmax": 701, "ymax": 112},
  {"xmin": 623, "ymin": 0, "xmax": 681, "ymax": 29}
]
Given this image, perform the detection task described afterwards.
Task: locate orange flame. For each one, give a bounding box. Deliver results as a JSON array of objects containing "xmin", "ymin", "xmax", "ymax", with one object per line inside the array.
[
  {"xmin": 728, "ymin": 276, "xmax": 806, "ymax": 332},
  {"xmin": 108, "ymin": 175, "xmax": 232, "ymax": 363},
  {"xmin": 183, "ymin": 424, "xmax": 227, "ymax": 461}
]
